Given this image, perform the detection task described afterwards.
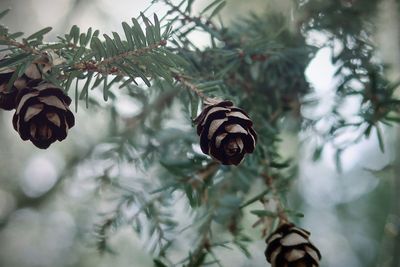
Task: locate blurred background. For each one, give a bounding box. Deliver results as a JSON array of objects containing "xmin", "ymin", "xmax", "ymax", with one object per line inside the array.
[{"xmin": 0, "ymin": 0, "xmax": 399, "ymax": 266}]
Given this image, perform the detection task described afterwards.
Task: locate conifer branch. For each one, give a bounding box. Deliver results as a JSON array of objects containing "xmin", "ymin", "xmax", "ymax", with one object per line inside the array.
[
  {"xmin": 174, "ymin": 74, "xmax": 211, "ymax": 101},
  {"xmin": 255, "ymin": 173, "xmax": 289, "ymax": 236},
  {"xmin": 0, "ymin": 35, "xmax": 41, "ymax": 55},
  {"xmin": 97, "ymin": 39, "xmax": 167, "ymax": 67},
  {"xmin": 162, "ymin": 0, "xmax": 219, "ymax": 32},
  {"xmin": 265, "ymin": 174, "xmax": 288, "ymax": 224},
  {"xmin": 71, "ymin": 39, "xmax": 168, "ymax": 77},
  {"xmin": 187, "ymin": 216, "xmax": 213, "ymax": 267}
]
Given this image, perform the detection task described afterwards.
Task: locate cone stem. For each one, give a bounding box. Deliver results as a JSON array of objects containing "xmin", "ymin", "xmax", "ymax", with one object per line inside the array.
[
  {"xmin": 174, "ymin": 74, "xmax": 211, "ymax": 102},
  {"xmin": 263, "ymin": 173, "xmax": 289, "ymax": 229}
]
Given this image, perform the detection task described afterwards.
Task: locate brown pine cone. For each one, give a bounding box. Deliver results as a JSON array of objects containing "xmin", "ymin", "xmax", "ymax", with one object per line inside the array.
[
  {"xmin": 194, "ymin": 99, "xmax": 257, "ymax": 165},
  {"xmin": 265, "ymin": 223, "xmax": 321, "ymax": 267},
  {"xmin": 0, "ymin": 63, "xmax": 47, "ymax": 110},
  {"xmin": 12, "ymin": 82, "xmax": 75, "ymax": 149}
]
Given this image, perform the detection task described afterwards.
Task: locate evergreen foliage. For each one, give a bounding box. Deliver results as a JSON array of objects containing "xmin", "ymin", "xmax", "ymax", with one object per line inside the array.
[{"xmin": 0, "ymin": 0, "xmax": 398, "ymax": 266}]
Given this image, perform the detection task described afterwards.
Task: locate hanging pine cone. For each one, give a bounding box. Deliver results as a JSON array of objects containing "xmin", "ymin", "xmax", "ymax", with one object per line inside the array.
[
  {"xmin": 12, "ymin": 82, "xmax": 75, "ymax": 149},
  {"xmin": 194, "ymin": 99, "xmax": 257, "ymax": 165},
  {"xmin": 265, "ymin": 223, "xmax": 321, "ymax": 267},
  {"xmin": 0, "ymin": 63, "xmax": 48, "ymax": 110}
]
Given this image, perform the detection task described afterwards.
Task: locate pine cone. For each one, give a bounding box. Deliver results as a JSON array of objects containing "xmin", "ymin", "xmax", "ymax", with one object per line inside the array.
[
  {"xmin": 265, "ymin": 223, "xmax": 321, "ymax": 267},
  {"xmin": 194, "ymin": 99, "xmax": 257, "ymax": 165},
  {"xmin": 12, "ymin": 82, "xmax": 75, "ymax": 149},
  {"xmin": 0, "ymin": 63, "xmax": 47, "ymax": 110}
]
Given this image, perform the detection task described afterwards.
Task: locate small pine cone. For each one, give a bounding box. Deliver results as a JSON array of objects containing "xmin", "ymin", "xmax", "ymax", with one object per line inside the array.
[
  {"xmin": 265, "ymin": 223, "xmax": 321, "ymax": 267},
  {"xmin": 12, "ymin": 82, "xmax": 75, "ymax": 149},
  {"xmin": 194, "ymin": 99, "xmax": 257, "ymax": 165},
  {"xmin": 0, "ymin": 63, "xmax": 47, "ymax": 110}
]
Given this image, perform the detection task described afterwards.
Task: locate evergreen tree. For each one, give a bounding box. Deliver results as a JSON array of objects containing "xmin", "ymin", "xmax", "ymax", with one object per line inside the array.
[{"xmin": 0, "ymin": 0, "xmax": 399, "ymax": 266}]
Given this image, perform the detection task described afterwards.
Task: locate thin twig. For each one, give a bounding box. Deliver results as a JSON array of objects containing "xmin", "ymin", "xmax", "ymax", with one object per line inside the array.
[
  {"xmin": 174, "ymin": 74, "xmax": 211, "ymax": 101},
  {"xmin": 0, "ymin": 35, "xmax": 42, "ymax": 55},
  {"xmin": 186, "ymin": 214, "xmax": 213, "ymax": 267},
  {"xmin": 72, "ymin": 39, "xmax": 167, "ymax": 75},
  {"xmin": 98, "ymin": 39, "xmax": 167, "ymax": 67},
  {"xmin": 162, "ymin": 0, "xmax": 220, "ymax": 33},
  {"xmin": 264, "ymin": 174, "xmax": 288, "ymax": 224},
  {"xmin": 253, "ymin": 173, "xmax": 289, "ymax": 237}
]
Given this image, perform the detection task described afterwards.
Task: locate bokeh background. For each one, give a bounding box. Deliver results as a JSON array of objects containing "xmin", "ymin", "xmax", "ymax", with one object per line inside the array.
[{"xmin": 0, "ymin": 0, "xmax": 399, "ymax": 266}]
